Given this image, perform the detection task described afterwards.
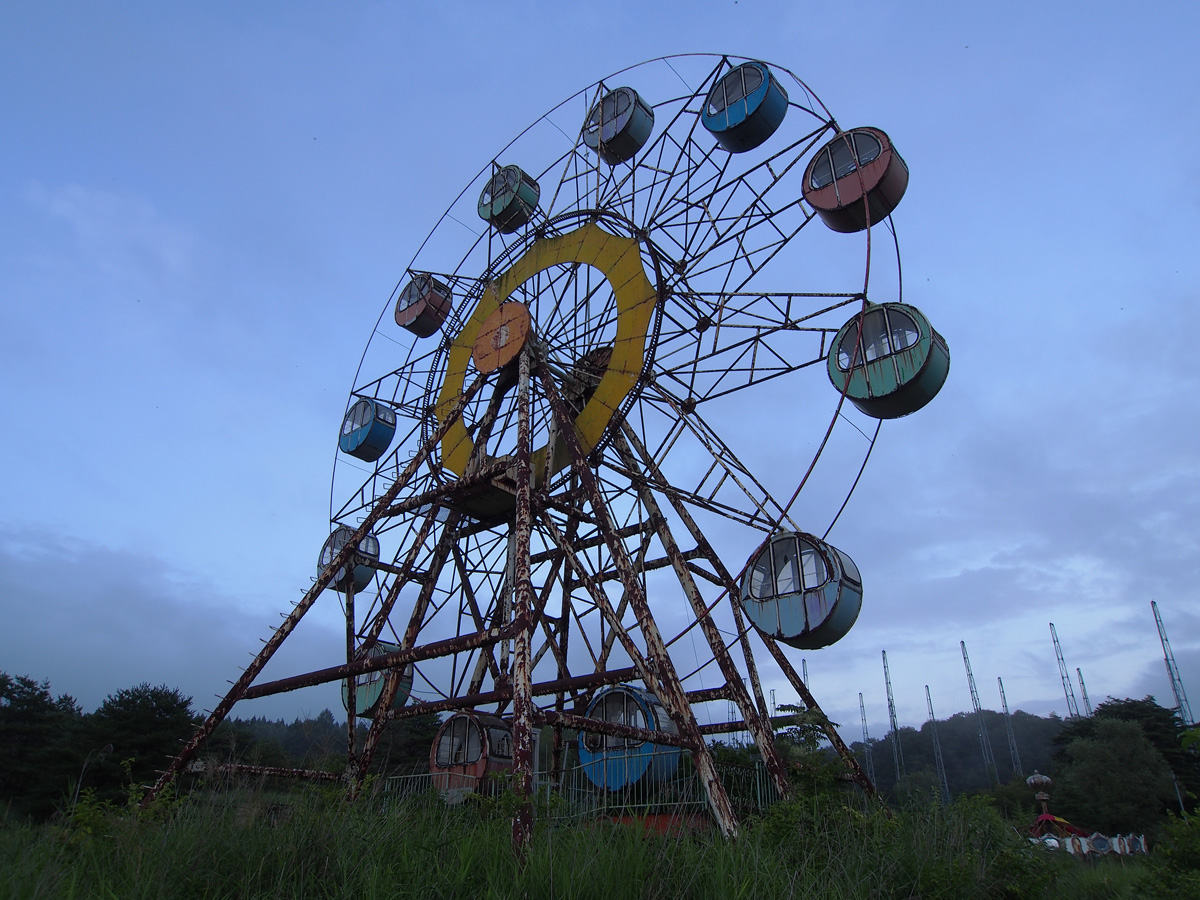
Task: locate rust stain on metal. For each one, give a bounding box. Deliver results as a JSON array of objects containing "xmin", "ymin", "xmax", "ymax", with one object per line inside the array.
[
  {"xmin": 538, "ymin": 366, "xmax": 740, "ymax": 839},
  {"xmin": 510, "ymin": 347, "xmax": 535, "ymax": 855},
  {"xmin": 616, "ymin": 427, "xmax": 791, "ymax": 802},
  {"xmin": 242, "ymin": 621, "xmax": 523, "ymax": 700}
]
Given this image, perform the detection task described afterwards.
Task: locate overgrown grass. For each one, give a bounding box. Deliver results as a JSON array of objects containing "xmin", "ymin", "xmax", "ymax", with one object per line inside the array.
[{"xmin": 0, "ymin": 787, "xmax": 1153, "ymax": 900}]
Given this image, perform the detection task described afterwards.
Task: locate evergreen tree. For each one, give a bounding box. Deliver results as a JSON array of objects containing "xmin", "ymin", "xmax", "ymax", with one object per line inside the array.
[
  {"xmin": 1053, "ymin": 717, "xmax": 1176, "ymax": 836},
  {"xmin": 81, "ymin": 683, "xmax": 197, "ymax": 802},
  {"xmin": 0, "ymin": 673, "xmax": 82, "ymax": 818}
]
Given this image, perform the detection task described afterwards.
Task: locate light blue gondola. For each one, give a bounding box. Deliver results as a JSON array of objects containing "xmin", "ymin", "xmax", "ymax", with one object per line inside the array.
[
  {"xmin": 701, "ymin": 61, "xmax": 788, "ymax": 153},
  {"xmin": 318, "ymin": 525, "xmax": 379, "ymax": 593},
  {"xmin": 579, "ymin": 684, "xmax": 680, "ymax": 789},
  {"xmin": 827, "ymin": 302, "xmax": 949, "ymax": 419},
  {"xmin": 342, "ymin": 646, "xmax": 412, "ymax": 718},
  {"xmin": 739, "ymin": 532, "xmax": 862, "ymax": 650},
  {"xmin": 477, "ymin": 165, "xmax": 540, "ymax": 233},
  {"xmin": 582, "ymin": 86, "xmax": 654, "ymax": 165},
  {"xmin": 338, "ymin": 398, "xmax": 396, "ymax": 462}
]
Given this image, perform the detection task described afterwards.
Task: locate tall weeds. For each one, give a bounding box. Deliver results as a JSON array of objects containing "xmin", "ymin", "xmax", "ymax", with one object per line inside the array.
[{"xmin": 0, "ymin": 786, "xmax": 1144, "ymax": 900}]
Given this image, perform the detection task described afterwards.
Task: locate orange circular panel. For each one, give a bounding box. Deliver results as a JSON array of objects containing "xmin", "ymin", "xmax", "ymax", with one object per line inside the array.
[{"xmin": 471, "ymin": 301, "xmax": 532, "ymax": 374}]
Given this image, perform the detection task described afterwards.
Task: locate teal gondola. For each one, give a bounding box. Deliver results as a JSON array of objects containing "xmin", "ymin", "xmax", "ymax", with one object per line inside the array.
[
  {"xmin": 579, "ymin": 685, "xmax": 680, "ymax": 789},
  {"xmin": 701, "ymin": 61, "xmax": 788, "ymax": 153},
  {"xmin": 318, "ymin": 525, "xmax": 379, "ymax": 593},
  {"xmin": 338, "ymin": 398, "xmax": 396, "ymax": 462},
  {"xmin": 739, "ymin": 532, "xmax": 862, "ymax": 650},
  {"xmin": 582, "ymin": 86, "xmax": 654, "ymax": 165},
  {"xmin": 394, "ymin": 274, "xmax": 452, "ymax": 338},
  {"xmin": 477, "ymin": 165, "xmax": 540, "ymax": 233},
  {"xmin": 827, "ymin": 302, "xmax": 949, "ymax": 419},
  {"xmin": 342, "ymin": 646, "xmax": 412, "ymax": 717},
  {"xmin": 802, "ymin": 128, "xmax": 908, "ymax": 233}
]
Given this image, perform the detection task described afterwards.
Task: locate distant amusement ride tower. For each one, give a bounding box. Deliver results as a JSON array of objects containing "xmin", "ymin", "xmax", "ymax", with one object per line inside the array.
[{"xmin": 146, "ymin": 54, "xmax": 949, "ymax": 845}]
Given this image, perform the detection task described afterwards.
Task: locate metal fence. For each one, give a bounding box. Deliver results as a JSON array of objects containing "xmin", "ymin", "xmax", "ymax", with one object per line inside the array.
[{"xmin": 380, "ymin": 750, "xmax": 780, "ymax": 827}]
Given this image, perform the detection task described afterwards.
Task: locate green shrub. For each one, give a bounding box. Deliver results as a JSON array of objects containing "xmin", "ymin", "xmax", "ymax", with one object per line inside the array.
[{"xmin": 1140, "ymin": 813, "xmax": 1200, "ymax": 898}]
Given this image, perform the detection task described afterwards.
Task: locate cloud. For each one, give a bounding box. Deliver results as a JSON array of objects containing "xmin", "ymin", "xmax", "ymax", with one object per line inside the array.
[
  {"xmin": 27, "ymin": 182, "xmax": 196, "ymax": 287},
  {"xmin": 0, "ymin": 524, "xmax": 345, "ymax": 721}
]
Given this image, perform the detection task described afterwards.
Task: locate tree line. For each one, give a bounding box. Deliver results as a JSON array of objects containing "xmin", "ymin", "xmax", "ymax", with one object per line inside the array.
[
  {"xmin": 0, "ymin": 672, "xmax": 437, "ymax": 820},
  {"xmin": 848, "ymin": 695, "xmax": 1199, "ymax": 837},
  {"xmin": 4, "ymin": 669, "xmax": 1196, "ymax": 838}
]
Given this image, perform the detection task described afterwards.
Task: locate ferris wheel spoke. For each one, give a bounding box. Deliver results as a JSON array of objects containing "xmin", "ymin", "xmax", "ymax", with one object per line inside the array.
[{"xmin": 620, "ymin": 390, "xmax": 799, "ymax": 533}]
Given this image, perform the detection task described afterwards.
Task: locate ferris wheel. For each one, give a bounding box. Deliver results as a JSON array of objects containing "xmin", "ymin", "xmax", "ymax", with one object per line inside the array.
[{"xmin": 149, "ymin": 54, "xmax": 948, "ymax": 842}]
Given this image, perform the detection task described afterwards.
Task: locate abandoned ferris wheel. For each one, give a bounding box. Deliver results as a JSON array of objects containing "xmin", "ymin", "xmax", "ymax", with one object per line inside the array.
[{"xmin": 146, "ymin": 54, "xmax": 949, "ymax": 844}]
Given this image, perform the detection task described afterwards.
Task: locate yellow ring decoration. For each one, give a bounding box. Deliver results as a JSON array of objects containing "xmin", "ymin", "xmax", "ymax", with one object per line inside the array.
[{"xmin": 435, "ymin": 222, "xmax": 657, "ymax": 476}]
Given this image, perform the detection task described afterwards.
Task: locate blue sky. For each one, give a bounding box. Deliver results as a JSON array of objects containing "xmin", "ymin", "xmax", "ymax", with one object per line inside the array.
[{"xmin": 3, "ymin": 1, "xmax": 1198, "ymax": 747}]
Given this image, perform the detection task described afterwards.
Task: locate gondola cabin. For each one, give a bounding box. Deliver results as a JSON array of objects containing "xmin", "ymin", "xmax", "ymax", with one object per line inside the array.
[
  {"xmin": 827, "ymin": 302, "xmax": 949, "ymax": 419},
  {"xmin": 341, "ymin": 645, "xmax": 412, "ymax": 718},
  {"xmin": 739, "ymin": 532, "xmax": 862, "ymax": 650},
  {"xmin": 338, "ymin": 398, "xmax": 396, "ymax": 462},
  {"xmin": 701, "ymin": 61, "xmax": 788, "ymax": 153},
  {"xmin": 802, "ymin": 128, "xmax": 908, "ymax": 233},
  {"xmin": 317, "ymin": 525, "xmax": 380, "ymax": 593},
  {"xmin": 429, "ymin": 711, "xmax": 513, "ymax": 800},
  {"xmin": 582, "ymin": 86, "xmax": 654, "ymax": 165},
  {"xmin": 579, "ymin": 685, "xmax": 680, "ymax": 789},
  {"xmin": 394, "ymin": 274, "xmax": 453, "ymax": 338},
  {"xmin": 477, "ymin": 165, "xmax": 540, "ymax": 233}
]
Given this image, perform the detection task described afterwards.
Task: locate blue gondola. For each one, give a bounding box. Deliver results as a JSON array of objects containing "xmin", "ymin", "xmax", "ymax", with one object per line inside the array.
[
  {"xmin": 338, "ymin": 398, "xmax": 396, "ymax": 462},
  {"xmin": 701, "ymin": 61, "xmax": 788, "ymax": 153},
  {"xmin": 582, "ymin": 86, "xmax": 654, "ymax": 165},
  {"xmin": 477, "ymin": 165, "xmax": 540, "ymax": 233},
  {"xmin": 317, "ymin": 525, "xmax": 379, "ymax": 593},
  {"xmin": 739, "ymin": 532, "xmax": 862, "ymax": 650},
  {"xmin": 827, "ymin": 302, "xmax": 949, "ymax": 419},
  {"xmin": 579, "ymin": 685, "xmax": 680, "ymax": 789},
  {"xmin": 342, "ymin": 646, "xmax": 412, "ymax": 718}
]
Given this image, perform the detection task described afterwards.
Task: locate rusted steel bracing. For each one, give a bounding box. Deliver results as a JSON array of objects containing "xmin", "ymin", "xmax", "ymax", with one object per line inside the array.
[
  {"xmin": 563, "ymin": 547, "xmax": 707, "ymax": 589},
  {"xmin": 344, "ymin": 579, "xmax": 358, "ymax": 776},
  {"xmin": 528, "ymin": 521, "xmax": 648, "ymax": 565},
  {"xmin": 352, "ymin": 506, "xmax": 464, "ymax": 788},
  {"xmin": 612, "ymin": 431, "xmax": 791, "ymax": 801},
  {"xmin": 142, "ymin": 375, "xmax": 488, "ymax": 806},
  {"xmin": 378, "ymin": 666, "xmax": 642, "ymax": 722},
  {"xmin": 510, "ymin": 347, "xmax": 536, "ymax": 854},
  {"xmin": 360, "ymin": 504, "xmax": 443, "ymax": 646},
  {"xmin": 760, "ymin": 635, "xmax": 876, "ymax": 796},
  {"xmin": 628, "ymin": 427, "xmax": 883, "ymax": 801},
  {"xmin": 367, "ymin": 558, "xmax": 429, "ymax": 581},
  {"xmin": 620, "ymin": 429, "xmax": 780, "ymax": 761},
  {"xmin": 380, "ymin": 459, "xmax": 511, "ymax": 518},
  {"xmin": 537, "ymin": 361, "xmax": 741, "ymax": 839},
  {"xmin": 536, "ymin": 709, "xmax": 692, "ymax": 749},
  {"xmin": 685, "ymin": 686, "xmax": 735, "ymax": 704},
  {"xmin": 193, "ymin": 762, "xmax": 340, "ymax": 782},
  {"xmin": 699, "ymin": 714, "xmax": 813, "ymax": 736},
  {"xmin": 242, "ymin": 620, "xmax": 522, "ymax": 700}
]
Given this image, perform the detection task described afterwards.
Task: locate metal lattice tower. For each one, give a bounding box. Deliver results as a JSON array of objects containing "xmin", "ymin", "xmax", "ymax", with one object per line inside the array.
[
  {"xmin": 1153, "ymin": 601, "xmax": 1195, "ymax": 726},
  {"xmin": 998, "ymin": 676, "xmax": 1023, "ymax": 776},
  {"xmin": 883, "ymin": 650, "xmax": 905, "ymax": 782},
  {"xmin": 961, "ymin": 641, "xmax": 999, "ymax": 785},
  {"xmin": 925, "ymin": 685, "xmax": 951, "ymax": 805},
  {"xmin": 1050, "ymin": 623, "xmax": 1081, "ymax": 718},
  {"xmin": 859, "ymin": 692, "xmax": 877, "ymax": 786},
  {"xmin": 1076, "ymin": 668, "xmax": 1093, "ymax": 716}
]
